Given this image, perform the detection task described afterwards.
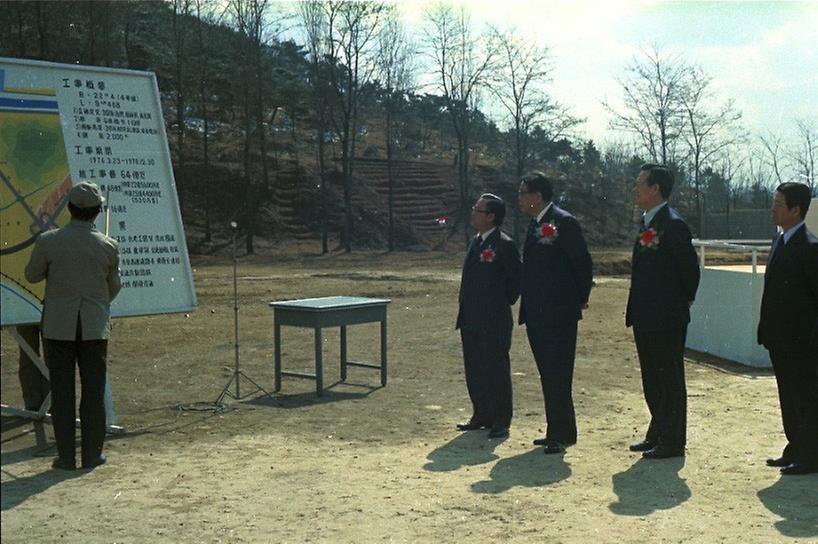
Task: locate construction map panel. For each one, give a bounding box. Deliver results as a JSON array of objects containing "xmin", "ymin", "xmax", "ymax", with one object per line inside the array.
[{"xmin": 0, "ymin": 58, "xmax": 196, "ymax": 326}]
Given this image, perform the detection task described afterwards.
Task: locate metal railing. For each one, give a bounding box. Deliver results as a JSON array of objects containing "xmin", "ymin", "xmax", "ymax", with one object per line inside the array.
[{"xmin": 692, "ymin": 239, "xmax": 771, "ymax": 274}]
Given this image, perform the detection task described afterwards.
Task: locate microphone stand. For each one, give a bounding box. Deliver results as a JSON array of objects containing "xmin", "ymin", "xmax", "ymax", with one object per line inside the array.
[{"xmin": 216, "ymin": 221, "xmax": 271, "ymax": 404}]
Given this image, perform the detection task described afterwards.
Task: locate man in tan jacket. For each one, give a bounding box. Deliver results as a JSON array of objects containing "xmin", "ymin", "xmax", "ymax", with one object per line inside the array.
[{"xmin": 25, "ymin": 181, "xmax": 121, "ymax": 470}]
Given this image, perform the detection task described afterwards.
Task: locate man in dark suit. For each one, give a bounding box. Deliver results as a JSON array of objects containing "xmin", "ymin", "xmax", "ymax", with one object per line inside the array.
[
  {"xmin": 456, "ymin": 193, "xmax": 522, "ymax": 439},
  {"xmin": 626, "ymin": 164, "xmax": 700, "ymax": 459},
  {"xmin": 758, "ymin": 182, "xmax": 818, "ymax": 475},
  {"xmin": 518, "ymin": 172, "xmax": 593, "ymax": 454}
]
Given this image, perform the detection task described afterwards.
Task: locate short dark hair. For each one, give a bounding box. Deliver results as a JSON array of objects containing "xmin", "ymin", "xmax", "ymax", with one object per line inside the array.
[
  {"xmin": 68, "ymin": 202, "xmax": 101, "ymax": 222},
  {"xmin": 776, "ymin": 182, "xmax": 812, "ymax": 219},
  {"xmin": 640, "ymin": 163, "xmax": 674, "ymax": 199},
  {"xmin": 520, "ymin": 171, "xmax": 554, "ymax": 202},
  {"xmin": 480, "ymin": 193, "xmax": 506, "ymax": 227}
]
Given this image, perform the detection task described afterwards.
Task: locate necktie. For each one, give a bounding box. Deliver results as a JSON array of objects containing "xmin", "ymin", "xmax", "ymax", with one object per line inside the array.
[
  {"xmin": 468, "ymin": 235, "xmax": 481, "ymax": 261},
  {"xmin": 476, "ymin": 234, "xmax": 483, "ymax": 247},
  {"xmin": 639, "ymin": 215, "xmax": 647, "ymax": 233},
  {"xmin": 527, "ymin": 219, "xmax": 538, "ymax": 243}
]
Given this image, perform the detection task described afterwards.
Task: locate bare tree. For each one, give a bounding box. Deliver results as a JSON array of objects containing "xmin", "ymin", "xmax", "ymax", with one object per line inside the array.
[
  {"xmin": 194, "ymin": 0, "xmax": 228, "ymax": 243},
  {"xmin": 9, "ymin": 1, "xmax": 27, "ymax": 57},
  {"xmin": 788, "ymin": 119, "xmax": 817, "ymax": 191},
  {"xmin": 681, "ymin": 66, "xmax": 744, "ymax": 235},
  {"xmin": 759, "ymin": 132, "xmax": 786, "ymax": 186},
  {"xmin": 490, "ymin": 27, "xmax": 576, "ymax": 177},
  {"xmin": 713, "ymin": 143, "xmax": 746, "ymax": 236},
  {"xmin": 377, "ymin": 6, "xmax": 414, "ymax": 251},
  {"xmin": 299, "ymin": 0, "xmax": 332, "ymax": 253},
  {"xmin": 604, "ymin": 47, "xmax": 690, "ymax": 165},
  {"xmin": 322, "ymin": 1, "xmax": 386, "ymax": 252},
  {"xmin": 170, "ymin": 0, "xmax": 192, "ymax": 201},
  {"xmin": 230, "ymin": 0, "xmax": 276, "ymax": 254},
  {"xmin": 746, "ymin": 148, "xmax": 774, "ymax": 208},
  {"xmin": 422, "ymin": 4, "xmax": 497, "ymax": 246},
  {"xmin": 34, "ymin": 1, "xmax": 48, "ymax": 58},
  {"xmin": 488, "ymin": 26, "xmax": 581, "ymax": 242}
]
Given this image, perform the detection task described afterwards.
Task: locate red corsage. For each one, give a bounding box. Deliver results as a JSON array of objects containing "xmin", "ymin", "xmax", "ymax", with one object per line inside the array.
[
  {"xmin": 639, "ymin": 228, "xmax": 660, "ymax": 249},
  {"xmin": 537, "ymin": 222, "xmax": 558, "ymax": 244},
  {"xmin": 479, "ymin": 247, "xmax": 496, "ymax": 263}
]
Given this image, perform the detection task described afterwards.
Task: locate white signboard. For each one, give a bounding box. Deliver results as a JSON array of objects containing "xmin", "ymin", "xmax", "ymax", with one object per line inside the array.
[{"xmin": 0, "ymin": 57, "xmax": 196, "ymax": 326}]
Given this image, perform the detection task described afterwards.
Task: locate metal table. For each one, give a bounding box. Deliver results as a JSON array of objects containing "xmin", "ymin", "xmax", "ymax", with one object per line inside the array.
[{"xmin": 270, "ymin": 296, "xmax": 391, "ymax": 395}]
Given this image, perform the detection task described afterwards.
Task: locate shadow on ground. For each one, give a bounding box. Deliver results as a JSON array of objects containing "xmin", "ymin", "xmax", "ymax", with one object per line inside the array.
[
  {"xmin": 757, "ymin": 475, "xmax": 818, "ymax": 539},
  {"xmin": 245, "ymin": 381, "xmax": 381, "ymax": 409},
  {"xmin": 424, "ymin": 431, "xmax": 504, "ymax": 472},
  {"xmin": 685, "ymin": 349, "xmax": 774, "ymax": 379},
  {"xmin": 609, "ymin": 457, "xmax": 690, "ymax": 515},
  {"xmin": 1, "ymin": 466, "xmax": 83, "ymax": 511},
  {"xmin": 470, "ymin": 449, "xmax": 572, "ymax": 493}
]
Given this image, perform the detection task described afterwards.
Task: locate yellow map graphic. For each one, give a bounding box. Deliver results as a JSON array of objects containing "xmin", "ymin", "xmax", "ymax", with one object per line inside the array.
[{"xmin": 0, "ymin": 106, "xmax": 72, "ymax": 325}]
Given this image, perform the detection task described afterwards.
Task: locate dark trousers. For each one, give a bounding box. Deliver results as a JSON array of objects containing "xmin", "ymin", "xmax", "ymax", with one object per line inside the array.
[
  {"xmin": 460, "ymin": 327, "xmax": 513, "ymax": 428},
  {"xmin": 633, "ymin": 327, "xmax": 687, "ymax": 448},
  {"xmin": 526, "ymin": 321, "xmax": 578, "ymax": 444},
  {"xmin": 769, "ymin": 349, "xmax": 818, "ymax": 467},
  {"xmin": 16, "ymin": 324, "xmax": 50, "ymax": 411},
  {"xmin": 43, "ymin": 337, "xmax": 108, "ymax": 465}
]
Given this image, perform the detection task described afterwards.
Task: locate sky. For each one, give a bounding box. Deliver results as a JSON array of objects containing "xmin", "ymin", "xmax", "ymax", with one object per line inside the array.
[{"xmin": 392, "ymin": 0, "xmax": 818, "ymax": 147}]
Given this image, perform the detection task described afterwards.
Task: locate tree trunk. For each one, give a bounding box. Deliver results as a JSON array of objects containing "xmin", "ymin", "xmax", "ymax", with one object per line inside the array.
[
  {"xmin": 386, "ymin": 103, "xmax": 395, "ymax": 251},
  {"xmin": 255, "ymin": 46, "xmax": 271, "ymax": 201},
  {"xmin": 318, "ymin": 134, "xmax": 329, "ymax": 254},
  {"xmin": 35, "ymin": 2, "xmax": 48, "ymax": 57},
  {"xmin": 242, "ymin": 79, "xmax": 255, "ymax": 255},
  {"xmin": 86, "ymin": 1, "xmax": 96, "ymax": 65},
  {"xmin": 200, "ymin": 69, "xmax": 211, "ymax": 243},
  {"xmin": 14, "ymin": 3, "xmax": 26, "ymax": 57}
]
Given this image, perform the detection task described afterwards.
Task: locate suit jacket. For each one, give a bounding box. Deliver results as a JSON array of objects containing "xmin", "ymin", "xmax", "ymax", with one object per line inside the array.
[
  {"xmin": 456, "ymin": 229, "xmax": 521, "ymax": 334},
  {"xmin": 626, "ymin": 204, "xmax": 700, "ymax": 332},
  {"xmin": 757, "ymin": 225, "xmax": 818, "ymax": 353},
  {"xmin": 25, "ymin": 219, "xmax": 121, "ymax": 341},
  {"xmin": 519, "ymin": 204, "xmax": 593, "ymax": 326}
]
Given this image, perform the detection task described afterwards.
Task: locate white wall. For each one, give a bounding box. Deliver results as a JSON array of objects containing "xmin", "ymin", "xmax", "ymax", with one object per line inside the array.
[
  {"xmin": 807, "ymin": 198, "xmax": 818, "ymax": 233},
  {"xmin": 687, "ymin": 267, "xmax": 771, "ymax": 368}
]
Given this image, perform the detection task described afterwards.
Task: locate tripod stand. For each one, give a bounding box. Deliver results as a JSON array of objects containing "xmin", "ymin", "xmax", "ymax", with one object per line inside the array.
[{"xmin": 216, "ymin": 222, "xmax": 272, "ymax": 404}]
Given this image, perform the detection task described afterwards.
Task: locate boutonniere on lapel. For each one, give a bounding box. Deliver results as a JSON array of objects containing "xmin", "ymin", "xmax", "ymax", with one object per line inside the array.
[
  {"xmin": 536, "ymin": 222, "xmax": 559, "ymax": 245},
  {"xmin": 479, "ymin": 247, "xmax": 497, "ymax": 263},
  {"xmin": 638, "ymin": 227, "xmax": 661, "ymax": 250}
]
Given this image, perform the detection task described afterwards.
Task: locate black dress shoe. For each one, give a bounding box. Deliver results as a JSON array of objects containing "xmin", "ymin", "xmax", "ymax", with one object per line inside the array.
[
  {"xmin": 541, "ymin": 439, "xmax": 564, "ymax": 454},
  {"xmin": 766, "ymin": 456, "xmax": 792, "ymax": 467},
  {"xmin": 81, "ymin": 454, "xmax": 107, "ymax": 470},
  {"xmin": 629, "ymin": 440, "xmax": 656, "ymax": 452},
  {"xmin": 780, "ymin": 463, "xmax": 818, "ymax": 475},
  {"xmin": 456, "ymin": 421, "xmax": 487, "ymax": 431},
  {"xmin": 534, "ymin": 437, "xmax": 576, "ymax": 446},
  {"xmin": 488, "ymin": 427, "xmax": 509, "ymax": 439},
  {"xmin": 642, "ymin": 446, "xmax": 684, "ymax": 459},
  {"xmin": 52, "ymin": 457, "xmax": 76, "ymax": 471}
]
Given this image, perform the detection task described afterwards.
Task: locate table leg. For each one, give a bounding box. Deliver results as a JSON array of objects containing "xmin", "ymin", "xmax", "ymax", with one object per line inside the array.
[
  {"xmin": 274, "ymin": 321, "xmax": 282, "ymax": 392},
  {"xmin": 380, "ymin": 318, "xmax": 387, "ymax": 386},
  {"xmin": 340, "ymin": 325, "xmax": 348, "ymax": 382},
  {"xmin": 314, "ymin": 327, "xmax": 323, "ymax": 396}
]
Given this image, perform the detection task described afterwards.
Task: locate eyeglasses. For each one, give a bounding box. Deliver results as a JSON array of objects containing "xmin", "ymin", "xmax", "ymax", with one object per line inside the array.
[
  {"xmin": 471, "ymin": 206, "xmax": 491, "ymax": 214},
  {"xmin": 518, "ymin": 190, "xmax": 534, "ymax": 195}
]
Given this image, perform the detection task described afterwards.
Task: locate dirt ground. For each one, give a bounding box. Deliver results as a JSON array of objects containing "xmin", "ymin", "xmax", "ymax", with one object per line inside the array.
[{"xmin": 1, "ymin": 248, "xmax": 816, "ymax": 543}]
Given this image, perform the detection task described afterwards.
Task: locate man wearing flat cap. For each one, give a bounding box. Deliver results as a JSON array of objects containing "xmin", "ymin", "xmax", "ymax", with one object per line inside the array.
[{"xmin": 25, "ymin": 181, "xmax": 121, "ymax": 471}]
